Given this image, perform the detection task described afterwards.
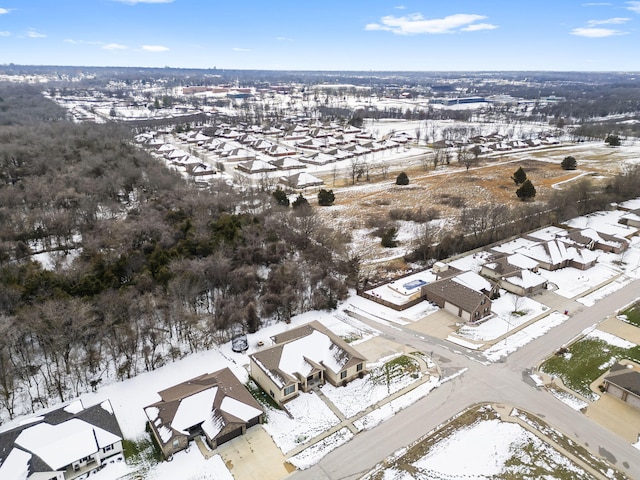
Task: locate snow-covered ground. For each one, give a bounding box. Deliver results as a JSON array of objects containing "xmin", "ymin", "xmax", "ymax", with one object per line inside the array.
[
  {"xmin": 368, "ymin": 407, "xmax": 594, "ymax": 479},
  {"xmin": 457, "ymin": 292, "xmax": 549, "ymax": 342}
]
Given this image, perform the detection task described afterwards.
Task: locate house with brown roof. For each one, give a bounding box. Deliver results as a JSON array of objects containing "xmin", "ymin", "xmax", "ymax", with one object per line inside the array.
[
  {"xmin": 603, "ymin": 362, "xmax": 640, "ymax": 409},
  {"xmin": 249, "ymin": 321, "xmax": 367, "ymax": 406},
  {"xmin": 480, "ymin": 253, "xmax": 547, "ymax": 296},
  {"xmin": 421, "ymin": 276, "xmax": 493, "ymax": 322},
  {"xmin": 144, "ymin": 368, "xmax": 263, "ymax": 459}
]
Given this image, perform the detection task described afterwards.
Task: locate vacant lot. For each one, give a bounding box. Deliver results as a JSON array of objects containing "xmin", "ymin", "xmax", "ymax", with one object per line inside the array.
[{"xmin": 313, "ymin": 142, "xmax": 640, "ymax": 270}]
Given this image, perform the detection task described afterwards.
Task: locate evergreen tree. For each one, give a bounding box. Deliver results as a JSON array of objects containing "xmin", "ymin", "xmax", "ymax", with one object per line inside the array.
[
  {"xmin": 292, "ymin": 193, "xmax": 309, "ymax": 209},
  {"xmin": 561, "ymin": 156, "xmax": 577, "ymax": 170},
  {"xmin": 272, "ymin": 187, "xmax": 289, "ymax": 207},
  {"xmin": 381, "ymin": 227, "xmax": 399, "ymax": 247},
  {"xmin": 511, "ymin": 166, "xmax": 527, "ymax": 185},
  {"xmin": 516, "ymin": 179, "xmax": 536, "ymax": 200},
  {"xmin": 605, "ymin": 134, "xmax": 621, "ymax": 146},
  {"xmin": 317, "ymin": 189, "xmax": 335, "ymax": 206},
  {"xmin": 396, "ymin": 172, "xmax": 409, "ymax": 185}
]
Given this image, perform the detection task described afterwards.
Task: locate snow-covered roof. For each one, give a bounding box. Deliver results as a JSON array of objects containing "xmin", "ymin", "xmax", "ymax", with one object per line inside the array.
[
  {"xmin": 220, "ymin": 397, "xmax": 262, "ymax": 423},
  {"xmin": 251, "ymin": 321, "xmax": 365, "ymax": 390},
  {"xmin": 172, "ymin": 387, "xmax": 218, "ymax": 434},
  {"xmin": 145, "ymin": 368, "xmax": 263, "ymax": 447},
  {"xmin": 526, "ymin": 226, "xmax": 568, "ymax": 242},
  {"xmin": 0, "ymin": 448, "xmax": 31, "ymax": 480},
  {"xmin": 451, "ymin": 271, "xmax": 493, "ymax": 293},
  {"xmin": 15, "ymin": 419, "xmax": 121, "ymax": 470},
  {"xmin": 507, "ymin": 253, "xmax": 539, "ymax": 270},
  {"xmin": 281, "ymin": 172, "xmax": 323, "ymax": 188},
  {"xmin": 504, "ymin": 269, "xmax": 547, "ymax": 289}
]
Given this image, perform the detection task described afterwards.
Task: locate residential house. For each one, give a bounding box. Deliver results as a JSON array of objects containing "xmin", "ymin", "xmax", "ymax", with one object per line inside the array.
[
  {"xmin": 619, "ymin": 209, "xmax": 640, "ymax": 229},
  {"xmin": 0, "ymin": 400, "xmax": 123, "ymax": 480},
  {"xmin": 280, "ymin": 172, "xmax": 324, "ymax": 189},
  {"xmin": 480, "ymin": 253, "xmax": 547, "ymax": 296},
  {"xmin": 145, "ymin": 368, "xmax": 263, "ymax": 459},
  {"xmin": 514, "ymin": 239, "xmax": 597, "ymax": 271},
  {"xmin": 564, "ymin": 228, "xmax": 629, "ymax": 254},
  {"xmin": 236, "ymin": 160, "xmax": 278, "ymax": 174},
  {"xmin": 249, "ymin": 321, "xmax": 367, "ymax": 406},
  {"xmin": 603, "ymin": 362, "xmax": 640, "ymax": 409},
  {"xmin": 421, "ymin": 276, "xmax": 493, "ymax": 322},
  {"xmin": 269, "ymin": 157, "xmax": 306, "ymax": 170}
]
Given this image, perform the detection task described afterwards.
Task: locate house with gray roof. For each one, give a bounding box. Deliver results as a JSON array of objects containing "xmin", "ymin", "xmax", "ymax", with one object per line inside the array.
[
  {"xmin": 0, "ymin": 399, "xmax": 123, "ymax": 480},
  {"xmin": 603, "ymin": 362, "xmax": 640, "ymax": 409},
  {"xmin": 144, "ymin": 367, "xmax": 262, "ymax": 459},
  {"xmin": 249, "ymin": 321, "xmax": 367, "ymax": 406}
]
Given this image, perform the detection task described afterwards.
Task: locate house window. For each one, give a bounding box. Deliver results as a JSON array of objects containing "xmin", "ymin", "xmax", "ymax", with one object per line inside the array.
[
  {"xmin": 340, "ymin": 371, "xmax": 347, "ymax": 379},
  {"xmin": 103, "ymin": 444, "xmax": 114, "ymax": 453},
  {"xmin": 269, "ymin": 389, "xmax": 275, "ymax": 398},
  {"xmin": 172, "ymin": 439, "xmax": 180, "ymax": 448},
  {"xmin": 284, "ymin": 385, "xmax": 296, "ymax": 396},
  {"xmin": 356, "ymin": 363, "xmax": 363, "ymax": 372}
]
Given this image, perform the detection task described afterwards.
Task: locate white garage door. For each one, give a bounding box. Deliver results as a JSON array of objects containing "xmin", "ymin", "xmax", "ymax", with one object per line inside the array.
[
  {"xmin": 607, "ymin": 384, "xmax": 625, "ymax": 400},
  {"xmin": 627, "ymin": 393, "xmax": 640, "ymax": 409},
  {"xmin": 444, "ymin": 301, "xmax": 459, "ymax": 316}
]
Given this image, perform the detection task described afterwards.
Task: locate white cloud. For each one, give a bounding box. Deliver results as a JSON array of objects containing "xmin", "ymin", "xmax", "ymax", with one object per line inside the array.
[
  {"xmin": 587, "ymin": 17, "xmax": 629, "ymax": 25},
  {"xmin": 27, "ymin": 30, "xmax": 46, "ymax": 38},
  {"xmin": 571, "ymin": 27, "xmax": 625, "ymax": 37},
  {"xmin": 0, "ymin": 31, "xmax": 10, "ymax": 36},
  {"xmin": 233, "ymin": 47, "xmax": 251, "ymax": 52},
  {"xmin": 276, "ymin": 36, "xmax": 292, "ymax": 41},
  {"xmin": 103, "ymin": 43, "xmax": 128, "ymax": 50},
  {"xmin": 461, "ymin": 23, "xmax": 498, "ymax": 32},
  {"xmin": 112, "ymin": 0, "xmax": 174, "ymax": 4},
  {"xmin": 142, "ymin": 44, "xmax": 169, "ymax": 52},
  {"xmin": 65, "ymin": 39, "xmax": 103, "ymax": 45},
  {"xmin": 627, "ymin": 1, "xmax": 640, "ymax": 13},
  {"xmin": 0, "ymin": 8, "xmax": 10, "ymax": 14},
  {"xmin": 394, "ymin": 5, "xmax": 406, "ymax": 9},
  {"xmin": 365, "ymin": 13, "xmax": 496, "ymax": 35}
]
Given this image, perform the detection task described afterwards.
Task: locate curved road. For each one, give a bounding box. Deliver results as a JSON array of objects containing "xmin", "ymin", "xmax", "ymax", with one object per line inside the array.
[{"xmin": 290, "ymin": 278, "xmax": 640, "ymax": 480}]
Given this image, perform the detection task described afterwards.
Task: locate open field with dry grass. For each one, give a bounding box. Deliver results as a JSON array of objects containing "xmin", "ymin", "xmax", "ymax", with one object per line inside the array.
[{"xmin": 312, "ymin": 141, "xmax": 640, "ymax": 273}]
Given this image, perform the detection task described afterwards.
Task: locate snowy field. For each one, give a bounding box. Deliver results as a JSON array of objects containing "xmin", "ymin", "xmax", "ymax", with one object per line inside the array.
[{"xmin": 366, "ymin": 406, "xmax": 597, "ymax": 480}]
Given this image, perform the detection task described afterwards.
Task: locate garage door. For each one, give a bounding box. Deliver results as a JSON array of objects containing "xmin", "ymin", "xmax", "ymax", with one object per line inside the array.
[
  {"xmin": 607, "ymin": 384, "xmax": 625, "ymax": 400},
  {"xmin": 627, "ymin": 393, "xmax": 640, "ymax": 409},
  {"xmin": 444, "ymin": 301, "xmax": 459, "ymax": 316},
  {"xmin": 217, "ymin": 426, "xmax": 243, "ymax": 446},
  {"xmin": 460, "ymin": 310, "xmax": 471, "ymax": 322}
]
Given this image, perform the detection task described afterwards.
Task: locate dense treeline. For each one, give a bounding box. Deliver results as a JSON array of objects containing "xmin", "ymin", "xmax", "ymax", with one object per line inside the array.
[{"xmin": 0, "ymin": 85, "xmax": 354, "ymax": 420}]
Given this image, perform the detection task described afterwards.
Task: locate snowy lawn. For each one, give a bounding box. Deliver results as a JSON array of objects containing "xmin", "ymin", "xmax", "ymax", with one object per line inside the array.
[
  {"xmin": 288, "ymin": 428, "xmax": 354, "ymax": 470},
  {"xmin": 321, "ymin": 355, "xmax": 426, "ymax": 418},
  {"xmin": 457, "ymin": 291, "xmax": 549, "ymax": 341},
  {"xmin": 545, "ymin": 263, "xmax": 620, "ymax": 298},
  {"xmin": 364, "ymin": 404, "xmax": 623, "ymax": 480},
  {"xmin": 483, "ymin": 311, "xmax": 568, "ymax": 362},
  {"xmin": 261, "ymin": 391, "xmax": 340, "ymax": 454}
]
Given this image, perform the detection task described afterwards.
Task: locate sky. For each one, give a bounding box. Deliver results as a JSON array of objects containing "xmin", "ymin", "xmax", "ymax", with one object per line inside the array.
[{"xmin": 2, "ymin": 0, "xmax": 640, "ymax": 71}]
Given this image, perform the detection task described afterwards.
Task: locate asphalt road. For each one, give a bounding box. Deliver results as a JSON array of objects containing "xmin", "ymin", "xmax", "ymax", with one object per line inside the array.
[{"xmin": 290, "ymin": 277, "xmax": 640, "ymax": 480}]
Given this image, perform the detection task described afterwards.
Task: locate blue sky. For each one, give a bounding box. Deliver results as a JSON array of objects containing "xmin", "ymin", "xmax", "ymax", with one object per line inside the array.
[{"xmin": 1, "ymin": 0, "xmax": 640, "ymax": 71}]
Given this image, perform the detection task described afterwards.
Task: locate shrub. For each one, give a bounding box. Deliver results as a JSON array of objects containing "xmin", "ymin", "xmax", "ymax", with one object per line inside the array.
[
  {"xmin": 395, "ymin": 172, "xmax": 409, "ymax": 185},
  {"xmin": 561, "ymin": 156, "xmax": 577, "ymax": 170},
  {"xmin": 317, "ymin": 188, "xmax": 335, "ymax": 206}
]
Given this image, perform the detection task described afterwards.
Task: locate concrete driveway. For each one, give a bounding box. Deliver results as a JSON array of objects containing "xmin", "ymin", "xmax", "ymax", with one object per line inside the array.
[{"xmin": 217, "ymin": 426, "xmax": 294, "ymax": 480}]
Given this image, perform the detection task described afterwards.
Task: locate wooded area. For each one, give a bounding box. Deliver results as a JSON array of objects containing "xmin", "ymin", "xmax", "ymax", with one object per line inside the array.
[{"xmin": 0, "ymin": 85, "xmax": 355, "ymax": 421}]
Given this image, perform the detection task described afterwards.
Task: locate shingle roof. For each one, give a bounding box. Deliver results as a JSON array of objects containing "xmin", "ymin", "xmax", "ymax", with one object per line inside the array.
[
  {"xmin": 251, "ymin": 321, "xmax": 366, "ymax": 389},
  {"xmin": 605, "ymin": 363, "xmax": 640, "ymax": 397}
]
